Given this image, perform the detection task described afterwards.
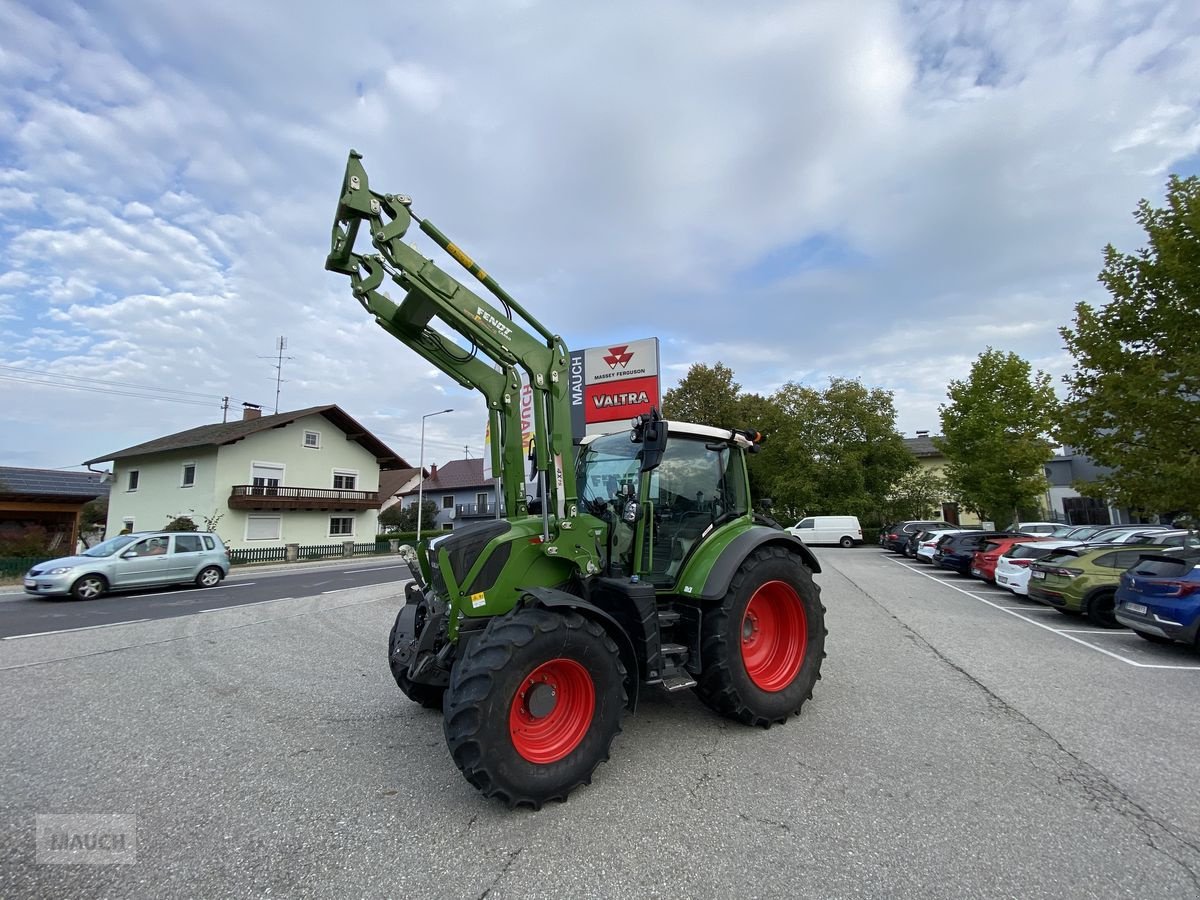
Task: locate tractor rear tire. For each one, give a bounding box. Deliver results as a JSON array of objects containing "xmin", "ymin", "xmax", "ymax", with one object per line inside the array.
[
  {"xmin": 695, "ymin": 545, "xmax": 826, "ymax": 728},
  {"xmin": 387, "ymin": 608, "xmax": 445, "ymax": 710},
  {"xmin": 443, "ymin": 607, "xmax": 626, "ymax": 809}
]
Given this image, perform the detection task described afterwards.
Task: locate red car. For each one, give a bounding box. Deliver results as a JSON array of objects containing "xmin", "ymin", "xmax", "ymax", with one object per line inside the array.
[{"xmin": 970, "ymin": 536, "xmax": 1043, "ymax": 582}]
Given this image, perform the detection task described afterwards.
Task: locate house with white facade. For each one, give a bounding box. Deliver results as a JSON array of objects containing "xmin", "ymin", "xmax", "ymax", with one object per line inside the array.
[{"xmin": 82, "ymin": 405, "xmax": 407, "ymax": 549}]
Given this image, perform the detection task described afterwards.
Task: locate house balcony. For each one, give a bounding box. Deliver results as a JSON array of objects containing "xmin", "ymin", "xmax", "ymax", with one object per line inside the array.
[
  {"xmin": 455, "ymin": 501, "xmax": 497, "ymax": 520},
  {"xmin": 228, "ymin": 485, "xmax": 380, "ymax": 511}
]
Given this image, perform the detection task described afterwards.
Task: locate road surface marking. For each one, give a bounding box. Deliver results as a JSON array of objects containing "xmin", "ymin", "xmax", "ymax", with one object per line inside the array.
[
  {"xmin": 3, "ymin": 619, "xmax": 151, "ymax": 640},
  {"xmin": 889, "ymin": 558, "xmax": 1200, "ymax": 670}
]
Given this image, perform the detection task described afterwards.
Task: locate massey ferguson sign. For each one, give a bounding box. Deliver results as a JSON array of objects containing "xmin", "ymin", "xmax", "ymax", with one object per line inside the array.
[{"xmin": 570, "ymin": 337, "xmax": 661, "ymax": 440}]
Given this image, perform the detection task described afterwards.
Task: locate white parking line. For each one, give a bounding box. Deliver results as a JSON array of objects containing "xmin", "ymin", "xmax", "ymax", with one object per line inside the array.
[
  {"xmin": 889, "ymin": 558, "xmax": 1200, "ymax": 670},
  {"xmin": 1055, "ymin": 629, "xmax": 1135, "ymax": 635},
  {"xmin": 3, "ymin": 619, "xmax": 150, "ymax": 640}
]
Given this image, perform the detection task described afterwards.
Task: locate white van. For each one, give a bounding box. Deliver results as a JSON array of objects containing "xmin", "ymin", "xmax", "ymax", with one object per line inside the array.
[{"xmin": 787, "ymin": 515, "xmax": 863, "ymax": 548}]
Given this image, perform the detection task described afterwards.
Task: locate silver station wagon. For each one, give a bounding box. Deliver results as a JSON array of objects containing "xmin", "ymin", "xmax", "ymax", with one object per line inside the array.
[{"xmin": 24, "ymin": 532, "xmax": 231, "ymax": 600}]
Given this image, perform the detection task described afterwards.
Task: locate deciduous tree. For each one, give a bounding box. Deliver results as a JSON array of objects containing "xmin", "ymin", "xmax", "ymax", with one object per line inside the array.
[
  {"xmin": 936, "ymin": 349, "xmax": 1058, "ymax": 524},
  {"xmin": 661, "ymin": 362, "xmax": 744, "ymax": 429},
  {"xmin": 1059, "ymin": 175, "xmax": 1200, "ymax": 521}
]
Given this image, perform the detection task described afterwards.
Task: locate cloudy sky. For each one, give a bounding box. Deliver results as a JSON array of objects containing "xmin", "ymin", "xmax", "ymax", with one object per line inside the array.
[{"xmin": 2, "ymin": 0, "xmax": 1198, "ymax": 473}]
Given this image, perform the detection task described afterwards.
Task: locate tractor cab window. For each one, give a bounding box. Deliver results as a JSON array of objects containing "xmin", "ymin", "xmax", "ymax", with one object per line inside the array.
[
  {"xmin": 577, "ymin": 431, "xmax": 750, "ymax": 585},
  {"xmin": 642, "ymin": 435, "xmax": 749, "ymax": 584}
]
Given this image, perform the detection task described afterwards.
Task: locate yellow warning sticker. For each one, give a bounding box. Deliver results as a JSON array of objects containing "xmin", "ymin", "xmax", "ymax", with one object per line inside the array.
[{"xmin": 470, "ymin": 592, "xmax": 487, "ymax": 608}]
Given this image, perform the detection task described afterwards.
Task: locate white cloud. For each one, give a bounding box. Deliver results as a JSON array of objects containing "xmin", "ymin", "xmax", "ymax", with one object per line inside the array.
[{"xmin": 1, "ymin": 0, "xmax": 1198, "ymax": 470}]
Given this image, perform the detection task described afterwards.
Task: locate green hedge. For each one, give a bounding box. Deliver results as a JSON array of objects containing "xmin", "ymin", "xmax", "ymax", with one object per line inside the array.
[{"xmin": 376, "ymin": 532, "xmax": 419, "ymax": 543}]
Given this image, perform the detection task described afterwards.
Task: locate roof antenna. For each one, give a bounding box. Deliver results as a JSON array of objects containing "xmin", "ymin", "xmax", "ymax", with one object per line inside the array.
[{"xmin": 258, "ymin": 336, "xmax": 295, "ymax": 414}]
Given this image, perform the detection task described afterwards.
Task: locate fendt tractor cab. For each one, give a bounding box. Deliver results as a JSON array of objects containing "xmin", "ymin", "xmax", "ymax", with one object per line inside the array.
[{"xmin": 325, "ymin": 151, "xmax": 826, "ymax": 808}]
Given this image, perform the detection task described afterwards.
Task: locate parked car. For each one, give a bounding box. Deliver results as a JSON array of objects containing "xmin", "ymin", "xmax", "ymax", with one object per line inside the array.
[
  {"xmin": 882, "ymin": 520, "xmax": 956, "ymax": 553},
  {"xmin": 915, "ymin": 529, "xmax": 972, "ymax": 564},
  {"xmin": 787, "ymin": 515, "xmax": 863, "ymax": 547},
  {"xmin": 995, "ymin": 540, "xmax": 1083, "ymax": 596},
  {"xmin": 969, "ymin": 535, "xmax": 1043, "ymax": 582},
  {"xmin": 1011, "ymin": 522, "xmax": 1063, "ymax": 535},
  {"xmin": 1061, "ymin": 523, "xmax": 1168, "ymax": 542},
  {"xmin": 1114, "ymin": 551, "xmax": 1200, "ymax": 648},
  {"xmin": 24, "ymin": 531, "xmax": 231, "ymax": 600},
  {"xmin": 1122, "ymin": 530, "xmax": 1200, "ymax": 549},
  {"xmin": 1027, "ymin": 543, "xmax": 1176, "ymax": 627},
  {"xmin": 932, "ymin": 531, "xmax": 1018, "ymax": 575},
  {"xmin": 1083, "ymin": 525, "xmax": 1172, "ymax": 544}
]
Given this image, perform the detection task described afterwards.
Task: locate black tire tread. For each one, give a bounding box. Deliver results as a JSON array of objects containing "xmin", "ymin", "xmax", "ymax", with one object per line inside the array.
[
  {"xmin": 443, "ymin": 607, "xmax": 626, "ymax": 809},
  {"xmin": 387, "ymin": 613, "xmax": 445, "ymax": 710},
  {"xmin": 694, "ymin": 545, "xmax": 826, "ymax": 728},
  {"xmin": 1085, "ymin": 589, "xmax": 1121, "ymax": 628}
]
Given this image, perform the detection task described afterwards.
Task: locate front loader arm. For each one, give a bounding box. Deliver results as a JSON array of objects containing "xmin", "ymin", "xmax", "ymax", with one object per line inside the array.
[
  {"xmin": 347, "ymin": 256, "xmax": 527, "ymax": 518},
  {"xmin": 325, "ymin": 150, "xmax": 580, "ymax": 534}
]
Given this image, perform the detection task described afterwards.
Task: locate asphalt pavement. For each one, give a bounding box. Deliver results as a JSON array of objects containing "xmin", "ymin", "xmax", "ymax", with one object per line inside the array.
[
  {"xmin": 0, "ymin": 558, "xmax": 413, "ymax": 639},
  {"xmin": 1, "ymin": 547, "xmax": 1198, "ymax": 898}
]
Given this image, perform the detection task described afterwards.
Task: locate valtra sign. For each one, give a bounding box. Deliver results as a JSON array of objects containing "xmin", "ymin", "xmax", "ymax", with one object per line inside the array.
[{"xmin": 572, "ymin": 337, "xmax": 661, "ymax": 439}]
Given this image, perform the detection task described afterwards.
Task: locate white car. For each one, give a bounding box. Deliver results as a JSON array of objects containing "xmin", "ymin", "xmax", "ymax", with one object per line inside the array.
[
  {"xmin": 915, "ymin": 529, "xmax": 972, "ymax": 564},
  {"xmin": 994, "ymin": 539, "xmax": 1082, "ymax": 595},
  {"xmin": 1012, "ymin": 521, "xmax": 1071, "ymax": 536}
]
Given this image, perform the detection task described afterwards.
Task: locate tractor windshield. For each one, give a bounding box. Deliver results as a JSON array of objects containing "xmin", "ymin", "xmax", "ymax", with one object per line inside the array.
[{"xmin": 577, "ymin": 429, "xmax": 750, "ymax": 585}]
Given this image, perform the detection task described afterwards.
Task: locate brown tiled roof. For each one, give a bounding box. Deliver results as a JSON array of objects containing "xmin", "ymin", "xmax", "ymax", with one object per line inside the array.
[
  {"xmin": 0, "ymin": 466, "xmax": 110, "ymax": 501},
  {"xmin": 400, "ymin": 458, "xmax": 489, "ymax": 495},
  {"xmin": 379, "ymin": 467, "xmax": 422, "ymax": 499},
  {"xmin": 81, "ymin": 405, "xmax": 408, "ymax": 469},
  {"xmin": 903, "ymin": 435, "xmax": 943, "ymax": 458}
]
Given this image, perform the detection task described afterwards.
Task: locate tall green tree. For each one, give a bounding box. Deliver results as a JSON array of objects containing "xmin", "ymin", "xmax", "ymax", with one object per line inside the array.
[
  {"xmin": 1058, "ymin": 175, "xmax": 1200, "ymax": 521},
  {"xmin": 765, "ymin": 378, "xmax": 913, "ymax": 523},
  {"xmin": 882, "ymin": 466, "xmax": 951, "ymax": 524},
  {"xmin": 661, "ymin": 362, "xmax": 744, "ymax": 429},
  {"xmin": 936, "ymin": 349, "xmax": 1058, "ymax": 524}
]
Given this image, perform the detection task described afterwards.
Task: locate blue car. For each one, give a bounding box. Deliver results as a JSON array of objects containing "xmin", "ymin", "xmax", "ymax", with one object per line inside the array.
[{"xmin": 1114, "ymin": 551, "xmax": 1200, "ymax": 648}]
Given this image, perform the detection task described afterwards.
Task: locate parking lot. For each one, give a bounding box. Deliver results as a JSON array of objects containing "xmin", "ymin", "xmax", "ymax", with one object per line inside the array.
[
  {"xmin": 888, "ymin": 553, "xmax": 1200, "ymax": 671},
  {"xmin": 2, "ymin": 548, "xmax": 1199, "ymax": 898}
]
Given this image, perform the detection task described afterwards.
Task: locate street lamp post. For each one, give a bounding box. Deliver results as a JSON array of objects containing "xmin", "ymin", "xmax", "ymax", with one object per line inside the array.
[{"xmin": 417, "ymin": 408, "xmax": 454, "ymax": 543}]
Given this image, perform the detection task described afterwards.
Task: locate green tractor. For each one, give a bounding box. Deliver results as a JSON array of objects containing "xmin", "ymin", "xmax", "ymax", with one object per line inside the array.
[{"xmin": 326, "ymin": 152, "xmax": 826, "ymax": 808}]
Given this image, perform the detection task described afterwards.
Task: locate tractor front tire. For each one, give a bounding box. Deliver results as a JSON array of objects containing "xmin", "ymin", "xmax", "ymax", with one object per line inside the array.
[
  {"xmin": 387, "ymin": 608, "xmax": 445, "ymax": 710},
  {"xmin": 695, "ymin": 545, "xmax": 826, "ymax": 728},
  {"xmin": 443, "ymin": 607, "xmax": 626, "ymax": 809}
]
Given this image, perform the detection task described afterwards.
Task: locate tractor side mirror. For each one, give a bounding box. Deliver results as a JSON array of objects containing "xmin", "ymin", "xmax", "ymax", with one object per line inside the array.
[{"xmin": 631, "ymin": 408, "xmax": 667, "ymax": 473}]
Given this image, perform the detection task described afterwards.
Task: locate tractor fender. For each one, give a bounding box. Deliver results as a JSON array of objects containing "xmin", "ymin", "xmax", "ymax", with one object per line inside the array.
[
  {"xmin": 697, "ymin": 527, "xmax": 821, "ymax": 601},
  {"xmin": 522, "ymin": 586, "xmax": 640, "ymax": 712}
]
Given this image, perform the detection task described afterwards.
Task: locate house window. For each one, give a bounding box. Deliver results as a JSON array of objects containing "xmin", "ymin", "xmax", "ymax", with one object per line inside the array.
[
  {"xmin": 181, "ymin": 463, "xmax": 196, "ymax": 487},
  {"xmin": 245, "ymin": 516, "xmax": 282, "ymax": 541},
  {"xmin": 122, "ymin": 518, "xmax": 135, "ymax": 533},
  {"xmin": 330, "ymin": 516, "xmax": 354, "ymax": 536},
  {"xmin": 333, "ymin": 470, "xmax": 358, "ymax": 490},
  {"xmin": 250, "ymin": 462, "xmax": 284, "ymax": 495},
  {"xmin": 127, "ymin": 470, "xmax": 139, "ymax": 491},
  {"xmin": 303, "ymin": 430, "xmax": 321, "ymax": 449},
  {"xmin": 476, "ymin": 492, "xmax": 488, "ymax": 510},
  {"xmin": 442, "ymin": 495, "xmax": 454, "ymax": 509}
]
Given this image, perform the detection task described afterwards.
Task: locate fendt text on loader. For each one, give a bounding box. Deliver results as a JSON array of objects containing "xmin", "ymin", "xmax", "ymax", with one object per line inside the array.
[{"xmin": 325, "ymin": 151, "xmax": 827, "ymax": 808}]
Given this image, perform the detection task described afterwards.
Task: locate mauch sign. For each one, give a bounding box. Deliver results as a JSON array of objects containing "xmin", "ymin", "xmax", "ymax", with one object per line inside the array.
[
  {"xmin": 580, "ymin": 337, "xmax": 660, "ymax": 437},
  {"xmin": 490, "ymin": 337, "xmax": 660, "ymax": 475}
]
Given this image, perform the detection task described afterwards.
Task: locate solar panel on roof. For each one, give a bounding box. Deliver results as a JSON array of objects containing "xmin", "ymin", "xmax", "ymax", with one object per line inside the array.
[{"xmin": 0, "ymin": 467, "xmax": 109, "ymax": 497}]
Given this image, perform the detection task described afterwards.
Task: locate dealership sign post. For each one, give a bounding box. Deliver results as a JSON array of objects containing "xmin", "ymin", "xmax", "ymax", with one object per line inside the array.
[
  {"xmin": 487, "ymin": 336, "xmax": 661, "ymax": 484},
  {"xmin": 571, "ymin": 336, "xmax": 661, "ymax": 442}
]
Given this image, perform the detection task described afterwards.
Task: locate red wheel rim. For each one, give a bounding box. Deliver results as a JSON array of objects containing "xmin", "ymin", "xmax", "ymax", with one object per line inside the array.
[
  {"xmin": 509, "ymin": 658, "xmax": 595, "ymax": 764},
  {"xmin": 741, "ymin": 580, "xmax": 808, "ymax": 692}
]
